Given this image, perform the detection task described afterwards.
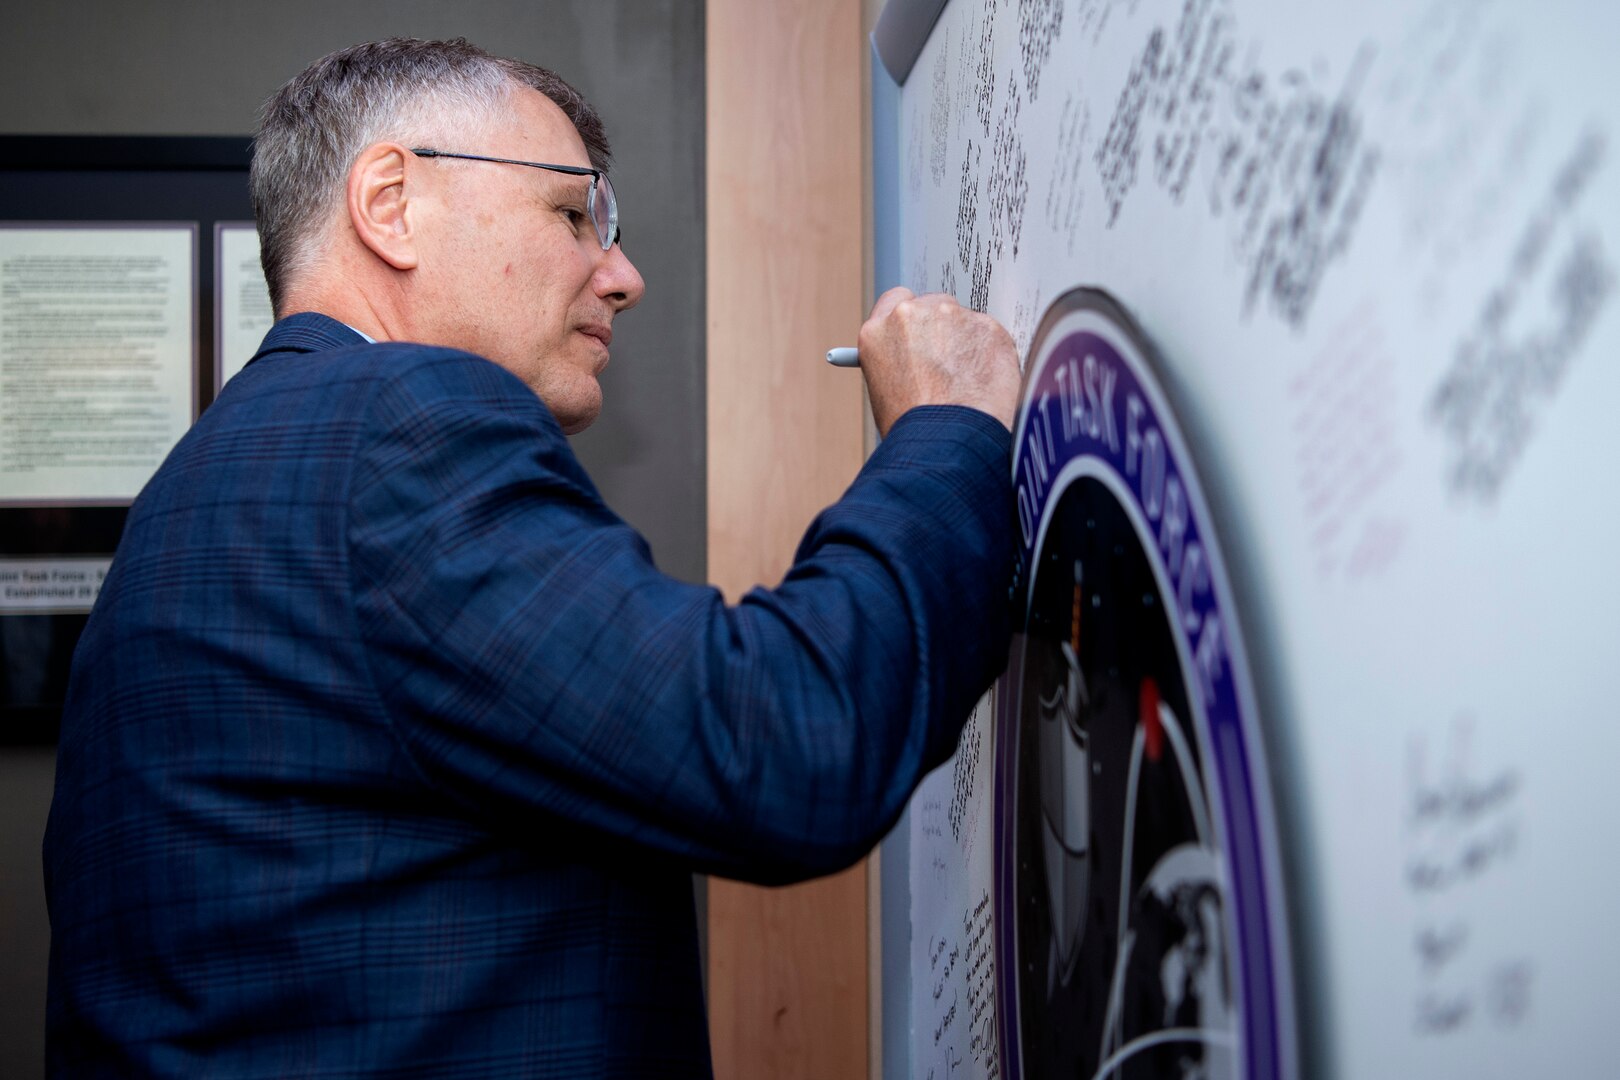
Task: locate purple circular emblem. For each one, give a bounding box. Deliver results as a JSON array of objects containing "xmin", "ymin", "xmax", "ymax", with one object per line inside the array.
[{"xmin": 995, "ymin": 289, "xmax": 1295, "ymax": 1080}]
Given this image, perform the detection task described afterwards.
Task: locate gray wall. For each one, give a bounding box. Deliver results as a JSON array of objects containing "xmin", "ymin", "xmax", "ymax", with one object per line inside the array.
[{"xmin": 0, "ymin": 3, "xmax": 705, "ymax": 1075}]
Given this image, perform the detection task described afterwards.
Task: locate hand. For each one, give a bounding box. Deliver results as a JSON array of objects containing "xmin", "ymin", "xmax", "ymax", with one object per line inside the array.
[{"xmin": 856, "ymin": 288, "xmax": 1022, "ymax": 436}]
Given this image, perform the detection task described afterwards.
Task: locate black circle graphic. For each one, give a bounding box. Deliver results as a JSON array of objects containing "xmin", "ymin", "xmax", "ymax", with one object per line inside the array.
[{"xmin": 1012, "ymin": 473, "xmax": 1234, "ymax": 1079}]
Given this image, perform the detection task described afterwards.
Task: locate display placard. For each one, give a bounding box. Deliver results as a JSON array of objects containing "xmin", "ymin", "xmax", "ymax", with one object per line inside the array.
[{"xmin": 0, "ymin": 137, "xmax": 252, "ymax": 744}]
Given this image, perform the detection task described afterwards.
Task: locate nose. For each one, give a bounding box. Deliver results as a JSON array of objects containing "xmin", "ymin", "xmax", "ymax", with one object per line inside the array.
[{"xmin": 595, "ymin": 242, "xmax": 645, "ymax": 313}]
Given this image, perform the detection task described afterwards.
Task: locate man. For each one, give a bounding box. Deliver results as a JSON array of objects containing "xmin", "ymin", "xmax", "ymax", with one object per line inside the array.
[{"xmin": 44, "ymin": 38, "xmax": 1020, "ymax": 1076}]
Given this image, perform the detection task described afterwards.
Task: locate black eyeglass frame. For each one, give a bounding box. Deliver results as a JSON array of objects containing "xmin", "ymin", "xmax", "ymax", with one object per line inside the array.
[{"xmin": 409, "ymin": 148, "xmax": 620, "ymax": 249}]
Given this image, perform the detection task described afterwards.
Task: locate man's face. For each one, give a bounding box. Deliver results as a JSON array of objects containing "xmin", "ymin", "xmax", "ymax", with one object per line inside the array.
[{"xmin": 415, "ymin": 88, "xmax": 644, "ymax": 434}]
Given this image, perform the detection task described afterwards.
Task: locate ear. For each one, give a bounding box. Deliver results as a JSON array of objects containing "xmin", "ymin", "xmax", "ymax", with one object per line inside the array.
[{"xmin": 346, "ymin": 143, "xmax": 418, "ymax": 271}]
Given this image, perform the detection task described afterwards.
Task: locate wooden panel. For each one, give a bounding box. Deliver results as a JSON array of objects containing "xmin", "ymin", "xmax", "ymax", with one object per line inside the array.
[
  {"xmin": 708, "ymin": 864, "xmax": 869, "ymax": 1079},
  {"xmin": 705, "ymin": 0, "xmax": 869, "ymax": 1077}
]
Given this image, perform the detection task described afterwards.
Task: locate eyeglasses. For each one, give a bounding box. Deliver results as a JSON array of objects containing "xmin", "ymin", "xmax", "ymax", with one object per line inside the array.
[{"xmin": 410, "ymin": 148, "xmax": 620, "ymax": 250}]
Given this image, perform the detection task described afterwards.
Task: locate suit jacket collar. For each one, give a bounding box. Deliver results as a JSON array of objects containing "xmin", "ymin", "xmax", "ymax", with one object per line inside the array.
[{"xmin": 248, "ymin": 312, "xmax": 370, "ymax": 366}]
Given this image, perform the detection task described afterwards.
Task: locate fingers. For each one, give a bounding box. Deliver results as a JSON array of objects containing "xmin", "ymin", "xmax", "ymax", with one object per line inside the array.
[
  {"xmin": 854, "ymin": 287, "xmax": 1021, "ymax": 436},
  {"xmin": 866, "ymin": 285, "xmax": 915, "ymax": 325},
  {"xmin": 860, "ymin": 290, "xmax": 959, "ymax": 354},
  {"xmin": 864, "ymin": 288, "xmax": 959, "ymax": 328}
]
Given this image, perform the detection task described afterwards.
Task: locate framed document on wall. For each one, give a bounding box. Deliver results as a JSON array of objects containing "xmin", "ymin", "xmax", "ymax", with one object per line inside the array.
[{"xmin": 0, "ymin": 136, "xmax": 257, "ymax": 744}]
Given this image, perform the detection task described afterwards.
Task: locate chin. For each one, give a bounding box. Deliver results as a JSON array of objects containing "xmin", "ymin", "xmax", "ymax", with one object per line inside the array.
[
  {"xmin": 529, "ymin": 361, "xmax": 603, "ymax": 435},
  {"xmin": 554, "ymin": 390, "xmax": 604, "ymax": 435}
]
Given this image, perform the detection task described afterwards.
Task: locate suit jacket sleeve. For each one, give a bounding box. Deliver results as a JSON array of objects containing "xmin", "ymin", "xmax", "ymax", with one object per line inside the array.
[{"xmin": 349, "ymin": 354, "xmax": 1013, "ymax": 883}]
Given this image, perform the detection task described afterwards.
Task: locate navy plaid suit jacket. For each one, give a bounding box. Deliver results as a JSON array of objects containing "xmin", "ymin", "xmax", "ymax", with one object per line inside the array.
[{"xmin": 44, "ymin": 313, "xmax": 1014, "ymax": 1077}]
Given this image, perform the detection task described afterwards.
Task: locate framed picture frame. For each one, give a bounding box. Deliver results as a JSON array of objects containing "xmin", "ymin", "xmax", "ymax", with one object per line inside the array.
[{"xmin": 0, "ymin": 136, "xmax": 255, "ymax": 744}]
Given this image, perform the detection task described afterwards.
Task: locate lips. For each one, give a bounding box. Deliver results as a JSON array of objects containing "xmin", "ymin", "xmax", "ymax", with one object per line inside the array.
[{"xmin": 577, "ymin": 324, "xmax": 612, "ymax": 348}]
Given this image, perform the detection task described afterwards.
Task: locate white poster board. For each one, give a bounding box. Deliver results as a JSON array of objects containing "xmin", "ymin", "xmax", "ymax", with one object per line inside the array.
[{"xmin": 882, "ymin": 0, "xmax": 1620, "ymax": 1076}]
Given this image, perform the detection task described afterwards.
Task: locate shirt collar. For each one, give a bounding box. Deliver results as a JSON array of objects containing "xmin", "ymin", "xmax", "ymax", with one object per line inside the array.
[{"xmin": 246, "ymin": 312, "xmax": 373, "ymax": 365}]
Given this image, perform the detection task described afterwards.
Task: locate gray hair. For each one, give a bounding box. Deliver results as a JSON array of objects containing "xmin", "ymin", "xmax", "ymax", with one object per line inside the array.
[{"xmin": 250, "ymin": 37, "xmax": 611, "ymax": 313}]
